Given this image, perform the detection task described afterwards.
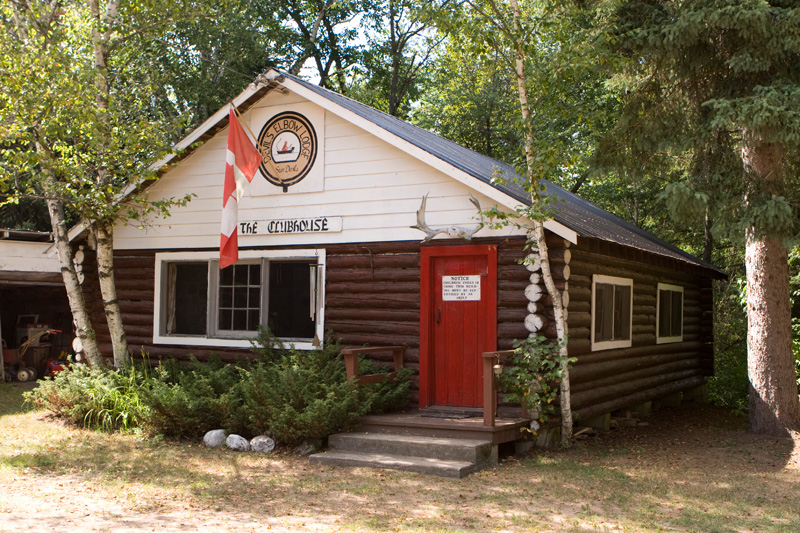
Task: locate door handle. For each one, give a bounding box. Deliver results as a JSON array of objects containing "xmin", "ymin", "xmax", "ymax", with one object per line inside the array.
[{"xmin": 436, "ymin": 308, "xmax": 441, "ymax": 324}]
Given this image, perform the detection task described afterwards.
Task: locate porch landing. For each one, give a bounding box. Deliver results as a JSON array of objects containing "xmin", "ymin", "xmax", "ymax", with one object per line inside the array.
[{"xmin": 359, "ymin": 409, "xmax": 530, "ymax": 445}]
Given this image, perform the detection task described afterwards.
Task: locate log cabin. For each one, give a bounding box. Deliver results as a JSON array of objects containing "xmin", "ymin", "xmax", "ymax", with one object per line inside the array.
[{"xmin": 72, "ymin": 69, "xmax": 723, "ymax": 467}]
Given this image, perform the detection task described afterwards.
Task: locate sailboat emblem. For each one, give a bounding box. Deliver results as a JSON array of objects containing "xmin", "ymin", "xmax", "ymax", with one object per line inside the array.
[{"xmin": 277, "ymin": 141, "xmax": 295, "ymax": 155}]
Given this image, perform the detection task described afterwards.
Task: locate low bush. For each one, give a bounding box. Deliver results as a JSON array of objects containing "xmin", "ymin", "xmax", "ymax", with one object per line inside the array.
[
  {"xmin": 143, "ymin": 356, "xmax": 249, "ymax": 438},
  {"xmin": 241, "ymin": 330, "xmax": 411, "ymax": 445},
  {"xmin": 26, "ymin": 328, "xmax": 411, "ymax": 446},
  {"xmin": 27, "ymin": 362, "xmax": 150, "ymax": 432}
]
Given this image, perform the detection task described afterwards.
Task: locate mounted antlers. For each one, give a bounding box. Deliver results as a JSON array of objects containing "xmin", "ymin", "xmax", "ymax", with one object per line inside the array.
[{"xmin": 411, "ymin": 193, "xmax": 485, "ymax": 242}]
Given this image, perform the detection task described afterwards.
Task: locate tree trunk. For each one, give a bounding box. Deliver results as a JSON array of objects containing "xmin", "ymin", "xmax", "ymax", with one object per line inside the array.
[
  {"xmin": 742, "ymin": 138, "xmax": 800, "ymax": 436},
  {"xmin": 89, "ymin": 0, "xmax": 129, "ymax": 368},
  {"xmin": 509, "ymin": 0, "xmax": 573, "ymax": 446},
  {"xmin": 45, "ymin": 197, "xmax": 104, "ymax": 367},
  {"xmin": 94, "ymin": 222, "xmax": 129, "ymax": 368}
]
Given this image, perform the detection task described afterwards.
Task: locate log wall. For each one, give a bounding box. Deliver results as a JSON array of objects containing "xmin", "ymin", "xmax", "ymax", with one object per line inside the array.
[
  {"xmin": 80, "ymin": 232, "xmax": 716, "ymax": 417},
  {"xmin": 81, "ymin": 237, "xmax": 533, "ymax": 405},
  {"xmin": 539, "ymin": 236, "xmax": 715, "ymax": 421}
]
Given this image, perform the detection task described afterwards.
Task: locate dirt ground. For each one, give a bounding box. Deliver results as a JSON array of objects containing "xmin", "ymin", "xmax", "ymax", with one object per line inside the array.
[{"xmin": 1, "ymin": 382, "xmax": 798, "ymax": 532}]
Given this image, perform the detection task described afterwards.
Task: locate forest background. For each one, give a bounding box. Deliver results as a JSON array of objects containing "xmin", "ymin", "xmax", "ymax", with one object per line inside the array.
[{"xmin": 1, "ymin": 0, "xmax": 799, "ymax": 430}]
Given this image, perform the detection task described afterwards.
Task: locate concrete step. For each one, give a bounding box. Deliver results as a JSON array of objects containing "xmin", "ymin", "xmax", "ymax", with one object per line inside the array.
[
  {"xmin": 308, "ymin": 450, "xmax": 477, "ymax": 478},
  {"xmin": 328, "ymin": 432, "xmax": 495, "ymax": 467}
]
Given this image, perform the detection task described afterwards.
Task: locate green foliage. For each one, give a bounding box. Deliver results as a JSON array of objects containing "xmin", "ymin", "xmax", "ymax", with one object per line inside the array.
[
  {"xmin": 241, "ymin": 337, "xmax": 360, "ymax": 444},
  {"xmin": 143, "ymin": 356, "xmax": 249, "ymax": 438},
  {"xmin": 348, "ymin": 0, "xmax": 439, "ymax": 118},
  {"xmin": 242, "ymin": 333, "xmax": 411, "ymax": 445},
  {"xmin": 708, "ymin": 342, "xmax": 749, "ymax": 416},
  {"xmin": 496, "ymin": 336, "xmax": 573, "ymax": 425},
  {"xmin": 26, "ymin": 331, "xmax": 411, "ymax": 446},
  {"xmin": 419, "ymin": 1, "xmax": 618, "ymax": 190},
  {"xmin": 660, "ymin": 182, "xmax": 709, "ymax": 223},
  {"xmin": 25, "ymin": 363, "xmax": 150, "ymax": 432}
]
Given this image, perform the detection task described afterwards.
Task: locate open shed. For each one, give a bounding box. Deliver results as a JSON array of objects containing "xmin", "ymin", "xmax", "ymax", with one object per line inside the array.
[{"xmin": 0, "ymin": 230, "xmax": 72, "ymax": 379}]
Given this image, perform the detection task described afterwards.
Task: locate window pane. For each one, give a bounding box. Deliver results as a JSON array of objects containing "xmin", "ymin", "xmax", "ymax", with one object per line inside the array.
[
  {"xmin": 670, "ymin": 291, "xmax": 683, "ymax": 337},
  {"xmin": 249, "ymin": 265, "xmax": 261, "ymax": 285},
  {"xmin": 247, "ymin": 310, "xmax": 260, "ymax": 331},
  {"xmin": 233, "ymin": 309, "xmax": 247, "ymax": 330},
  {"xmin": 218, "ymin": 309, "xmax": 232, "ymax": 330},
  {"xmin": 268, "ymin": 262, "xmax": 315, "ymax": 338},
  {"xmin": 172, "ymin": 263, "xmax": 208, "ymax": 335},
  {"xmin": 233, "ymin": 287, "xmax": 247, "ymax": 307},
  {"xmin": 594, "ymin": 283, "xmax": 613, "ymax": 342},
  {"xmin": 220, "ymin": 265, "xmax": 233, "ymax": 285},
  {"xmin": 248, "ymin": 287, "xmax": 260, "ymax": 308},
  {"xmin": 218, "ymin": 262, "xmax": 261, "ymax": 332},
  {"xmin": 659, "ymin": 290, "xmax": 671, "ymax": 337},
  {"xmin": 614, "ymin": 285, "xmax": 631, "ymax": 340},
  {"xmin": 219, "ymin": 287, "xmax": 232, "ymax": 308}
]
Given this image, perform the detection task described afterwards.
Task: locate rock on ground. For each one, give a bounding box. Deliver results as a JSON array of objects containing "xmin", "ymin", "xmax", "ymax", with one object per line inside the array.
[
  {"xmin": 250, "ymin": 435, "xmax": 276, "ymax": 453},
  {"xmin": 203, "ymin": 429, "xmax": 227, "ymax": 448},
  {"xmin": 295, "ymin": 439, "xmax": 323, "ymax": 456},
  {"xmin": 226, "ymin": 434, "xmax": 250, "ymax": 452}
]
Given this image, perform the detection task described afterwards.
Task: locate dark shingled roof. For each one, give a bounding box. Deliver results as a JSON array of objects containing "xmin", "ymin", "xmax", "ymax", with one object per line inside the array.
[{"xmin": 284, "ymin": 72, "xmax": 723, "ymax": 276}]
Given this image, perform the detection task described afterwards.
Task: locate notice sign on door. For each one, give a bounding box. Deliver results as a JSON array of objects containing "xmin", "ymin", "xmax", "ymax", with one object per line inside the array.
[{"xmin": 442, "ymin": 275, "xmax": 481, "ymax": 301}]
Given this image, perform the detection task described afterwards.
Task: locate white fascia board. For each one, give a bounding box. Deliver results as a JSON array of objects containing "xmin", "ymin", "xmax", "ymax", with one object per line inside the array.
[
  {"xmin": 149, "ymin": 84, "xmax": 265, "ymax": 171},
  {"xmin": 271, "ymin": 71, "xmax": 578, "ymax": 245}
]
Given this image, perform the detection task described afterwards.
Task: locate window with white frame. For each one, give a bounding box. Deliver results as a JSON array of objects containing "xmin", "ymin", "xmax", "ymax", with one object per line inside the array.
[
  {"xmin": 591, "ymin": 274, "xmax": 633, "ymax": 351},
  {"xmin": 656, "ymin": 283, "xmax": 683, "ymax": 344},
  {"xmin": 154, "ymin": 250, "xmax": 325, "ymax": 349}
]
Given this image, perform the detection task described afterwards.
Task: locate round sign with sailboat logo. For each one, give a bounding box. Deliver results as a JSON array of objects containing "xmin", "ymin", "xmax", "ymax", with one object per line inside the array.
[{"xmin": 257, "ymin": 111, "xmax": 318, "ymax": 191}]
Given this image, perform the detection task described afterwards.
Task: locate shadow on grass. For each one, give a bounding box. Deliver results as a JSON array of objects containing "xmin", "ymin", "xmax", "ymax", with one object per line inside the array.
[
  {"xmin": 0, "ymin": 382, "xmax": 37, "ymax": 417},
  {"xmin": 1, "ymin": 384, "xmax": 798, "ymax": 532}
]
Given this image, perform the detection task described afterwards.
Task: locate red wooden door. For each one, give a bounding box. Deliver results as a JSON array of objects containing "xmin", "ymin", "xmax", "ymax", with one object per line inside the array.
[{"xmin": 419, "ymin": 245, "xmax": 497, "ymax": 408}]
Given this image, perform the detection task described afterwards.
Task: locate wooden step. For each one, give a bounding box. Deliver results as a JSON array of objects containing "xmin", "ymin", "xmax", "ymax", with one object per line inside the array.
[
  {"xmin": 328, "ymin": 432, "xmax": 495, "ymax": 466},
  {"xmin": 309, "ymin": 431, "xmax": 497, "ymax": 478},
  {"xmin": 309, "ymin": 450, "xmax": 477, "ymax": 478}
]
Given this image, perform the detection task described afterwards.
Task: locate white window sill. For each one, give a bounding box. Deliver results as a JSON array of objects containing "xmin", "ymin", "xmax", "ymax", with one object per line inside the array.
[
  {"xmin": 591, "ymin": 339, "xmax": 632, "ymax": 351},
  {"xmin": 153, "ymin": 334, "xmax": 316, "ymax": 351}
]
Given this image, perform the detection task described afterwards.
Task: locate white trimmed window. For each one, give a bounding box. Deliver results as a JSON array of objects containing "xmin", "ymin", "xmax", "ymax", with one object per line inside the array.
[
  {"xmin": 591, "ymin": 274, "xmax": 633, "ymax": 351},
  {"xmin": 154, "ymin": 249, "xmax": 325, "ymax": 350},
  {"xmin": 656, "ymin": 283, "xmax": 683, "ymax": 344}
]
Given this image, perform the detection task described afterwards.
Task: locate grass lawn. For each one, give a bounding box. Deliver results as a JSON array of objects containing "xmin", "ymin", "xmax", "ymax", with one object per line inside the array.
[{"xmin": 1, "ymin": 381, "xmax": 798, "ymax": 532}]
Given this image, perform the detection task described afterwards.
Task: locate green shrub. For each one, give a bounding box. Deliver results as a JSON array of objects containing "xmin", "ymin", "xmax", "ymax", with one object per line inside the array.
[
  {"xmin": 708, "ymin": 344, "xmax": 749, "ymax": 415},
  {"xmin": 357, "ymin": 359, "xmax": 413, "ymax": 415},
  {"xmin": 26, "ymin": 329, "xmax": 412, "ymax": 446},
  {"xmin": 26, "ymin": 362, "xmax": 150, "ymax": 432},
  {"xmin": 143, "ymin": 356, "xmax": 248, "ymax": 438},
  {"xmin": 242, "ymin": 335, "xmax": 362, "ymax": 445}
]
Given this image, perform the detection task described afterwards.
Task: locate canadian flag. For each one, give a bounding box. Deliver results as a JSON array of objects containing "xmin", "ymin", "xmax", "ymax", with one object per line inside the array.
[{"xmin": 220, "ymin": 107, "xmax": 263, "ymax": 269}]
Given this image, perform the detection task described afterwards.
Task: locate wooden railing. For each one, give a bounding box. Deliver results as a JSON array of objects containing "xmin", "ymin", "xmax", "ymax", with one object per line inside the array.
[
  {"xmin": 482, "ymin": 350, "xmax": 515, "ymax": 427},
  {"xmin": 342, "ymin": 346, "xmax": 405, "ymax": 385}
]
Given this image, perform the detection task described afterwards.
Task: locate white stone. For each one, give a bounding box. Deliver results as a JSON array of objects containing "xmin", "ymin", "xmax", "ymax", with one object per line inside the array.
[
  {"xmin": 203, "ymin": 429, "xmax": 227, "ymax": 448},
  {"xmin": 250, "ymin": 435, "xmax": 276, "ymax": 453},
  {"xmin": 226, "ymin": 434, "xmax": 250, "ymax": 452}
]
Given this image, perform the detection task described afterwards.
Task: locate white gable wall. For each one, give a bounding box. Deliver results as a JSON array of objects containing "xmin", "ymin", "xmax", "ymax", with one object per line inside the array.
[{"xmin": 114, "ymin": 89, "xmax": 529, "ymax": 250}]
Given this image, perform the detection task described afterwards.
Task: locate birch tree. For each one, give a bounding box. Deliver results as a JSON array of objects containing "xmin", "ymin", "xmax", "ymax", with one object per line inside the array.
[
  {"xmin": 1, "ymin": 0, "xmax": 192, "ymax": 368},
  {"xmin": 445, "ymin": 0, "xmax": 579, "ymax": 446}
]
